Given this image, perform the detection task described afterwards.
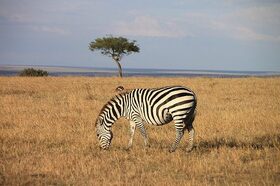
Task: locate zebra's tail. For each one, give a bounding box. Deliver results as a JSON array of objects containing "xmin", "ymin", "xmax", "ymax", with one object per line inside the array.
[{"xmin": 184, "ymin": 91, "xmax": 197, "ymax": 126}]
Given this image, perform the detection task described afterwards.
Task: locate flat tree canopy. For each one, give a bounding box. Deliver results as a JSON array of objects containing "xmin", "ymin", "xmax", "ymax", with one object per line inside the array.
[{"xmin": 89, "ymin": 36, "xmax": 140, "ymax": 77}]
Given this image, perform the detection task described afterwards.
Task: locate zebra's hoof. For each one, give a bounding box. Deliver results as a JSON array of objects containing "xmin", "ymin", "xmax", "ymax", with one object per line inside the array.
[
  {"xmin": 125, "ymin": 147, "xmax": 131, "ymax": 151},
  {"xmin": 168, "ymin": 149, "xmax": 175, "ymax": 153},
  {"xmin": 145, "ymin": 144, "xmax": 151, "ymax": 148},
  {"xmin": 186, "ymin": 147, "xmax": 193, "ymax": 153}
]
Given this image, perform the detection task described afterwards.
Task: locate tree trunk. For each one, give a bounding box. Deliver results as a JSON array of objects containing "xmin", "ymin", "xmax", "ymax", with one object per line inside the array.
[{"xmin": 113, "ymin": 59, "xmax": 123, "ymax": 78}]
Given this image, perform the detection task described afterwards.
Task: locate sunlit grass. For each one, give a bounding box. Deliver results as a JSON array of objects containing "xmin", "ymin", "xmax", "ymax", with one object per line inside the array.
[{"xmin": 0, "ymin": 77, "xmax": 279, "ymax": 185}]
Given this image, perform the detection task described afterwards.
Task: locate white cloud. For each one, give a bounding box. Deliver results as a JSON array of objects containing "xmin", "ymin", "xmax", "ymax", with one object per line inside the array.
[
  {"xmin": 179, "ymin": 4, "xmax": 280, "ymax": 42},
  {"xmin": 114, "ymin": 16, "xmax": 187, "ymax": 38},
  {"xmin": 223, "ymin": 5, "xmax": 280, "ymax": 42},
  {"xmin": 1, "ymin": 0, "xmax": 279, "ymax": 42},
  {"xmin": 112, "ymin": 3, "xmax": 280, "ymax": 42},
  {"xmin": 225, "ymin": 25, "xmax": 279, "ymax": 42}
]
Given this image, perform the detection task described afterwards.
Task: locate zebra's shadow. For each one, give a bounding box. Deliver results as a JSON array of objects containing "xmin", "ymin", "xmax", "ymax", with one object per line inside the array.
[
  {"xmin": 113, "ymin": 134, "xmax": 279, "ymax": 153},
  {"xmin": 193, "ymin": 134, "xmax": 280, "ymax": 152}
]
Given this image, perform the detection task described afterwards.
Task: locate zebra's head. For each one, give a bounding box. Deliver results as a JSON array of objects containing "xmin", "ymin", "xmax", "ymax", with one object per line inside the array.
[{"xmin": 95, "ymin": 118, "xmax": 113, "ymax": 150}]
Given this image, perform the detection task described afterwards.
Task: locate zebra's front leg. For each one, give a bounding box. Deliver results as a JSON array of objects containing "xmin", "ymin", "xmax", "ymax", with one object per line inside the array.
[
  {"xmin": 126, "ymin": 120, "xmax": 136, "ymax": 150},
  {"xmin": 136, "ymin": 122, "xmax": 150, "ymax": 148},
  {"xmin": 169, "ymin": 128, "xmax": 185, "ymax": 153}
]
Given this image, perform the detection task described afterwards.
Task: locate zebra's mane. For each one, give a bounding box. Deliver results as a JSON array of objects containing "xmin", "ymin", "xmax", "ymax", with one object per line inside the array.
[{"xmin": 95, "ymin": 88, "xmax": 132, "ymax": 127}]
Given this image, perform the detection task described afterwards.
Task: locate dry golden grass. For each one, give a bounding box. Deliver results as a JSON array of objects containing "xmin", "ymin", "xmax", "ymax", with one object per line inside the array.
[{"xmin": 0, "ymin": 76, "xmax": 279, "ymax": 185}]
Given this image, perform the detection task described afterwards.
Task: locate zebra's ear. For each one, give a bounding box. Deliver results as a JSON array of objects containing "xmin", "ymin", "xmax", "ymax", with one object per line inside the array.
[{"xmin": 115, "ymin": 86, "xmax": 125, "ymax": 93}]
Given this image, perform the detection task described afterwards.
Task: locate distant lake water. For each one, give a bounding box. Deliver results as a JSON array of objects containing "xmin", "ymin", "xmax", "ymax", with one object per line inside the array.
[{"xmin": 1, "ymin": 66, "xmax": 280, "ymax": 78}]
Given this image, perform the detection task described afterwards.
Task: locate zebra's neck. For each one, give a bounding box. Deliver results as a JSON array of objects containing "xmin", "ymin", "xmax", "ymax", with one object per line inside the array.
[{"xmin": 98, "ymin": 94, "xmax": 127, "ymax": 128}]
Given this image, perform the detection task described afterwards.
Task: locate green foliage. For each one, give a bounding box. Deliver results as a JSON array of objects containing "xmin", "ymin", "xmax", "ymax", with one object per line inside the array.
[
  {"xmin": 89, "ymin": 36, "xmax": 140, "ymax": 60},
  {"xmin": 19, "ymin": 68, "xmax": 49, "ymax": 77}
]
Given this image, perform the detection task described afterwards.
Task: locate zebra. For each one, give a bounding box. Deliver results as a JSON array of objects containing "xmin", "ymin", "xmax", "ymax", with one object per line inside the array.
[{"xmin": 95, "ymin": 85, "xmax": 197, "ymax": 152}]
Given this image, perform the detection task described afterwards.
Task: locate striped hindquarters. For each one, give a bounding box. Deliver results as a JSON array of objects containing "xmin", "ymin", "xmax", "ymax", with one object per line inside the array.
[{"xmin": 130, "ymin": 86, "xmax": 196, "ymax": 126}]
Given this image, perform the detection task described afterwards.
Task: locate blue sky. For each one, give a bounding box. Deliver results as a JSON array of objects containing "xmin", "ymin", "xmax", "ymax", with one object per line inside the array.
[{"xmin": 0, "ymin": 0, "xmax": 280, "ymax": 71}]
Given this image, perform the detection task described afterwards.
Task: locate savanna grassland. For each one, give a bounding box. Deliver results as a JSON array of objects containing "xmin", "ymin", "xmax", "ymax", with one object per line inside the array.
[{"xmin": 0, "ymin": 76, "xmax": 279, "ymax": 185}]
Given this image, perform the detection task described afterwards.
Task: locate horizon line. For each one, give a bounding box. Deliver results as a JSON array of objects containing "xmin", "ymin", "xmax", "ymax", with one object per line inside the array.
[{"xmin": 0, "ymin": 64, "xmax": 280, "ymax": 73}]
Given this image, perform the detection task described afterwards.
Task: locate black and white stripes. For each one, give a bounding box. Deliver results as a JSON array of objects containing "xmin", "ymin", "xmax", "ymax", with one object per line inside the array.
[{"xmin": 95, "ymin": 86, "xmax": 197, "ymax": 152}]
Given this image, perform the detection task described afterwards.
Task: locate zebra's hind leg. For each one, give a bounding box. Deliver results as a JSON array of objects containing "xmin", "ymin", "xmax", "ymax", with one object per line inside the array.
[
  {"xmin": 169, "ymin": 119, "xmax": 186, "ymax": 152},
  {"xmin": 126, "ymin": 120, "xmax": 136, "ymax": 150},
  {"xmin": 169, "ymin": 128, "xmax": 185, "ymax": 153},
  {"xmin": 186, "ymin": 126, "xmax": 195, "ymax": 152},
  {"xmin": 185, "ymin": 113, "xmax": 196, "ymax": 152}
]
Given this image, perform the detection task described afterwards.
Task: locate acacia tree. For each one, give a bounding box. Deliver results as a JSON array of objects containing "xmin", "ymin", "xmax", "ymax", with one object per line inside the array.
[{"xmin": 89, "ymin": 36, "xmax": 140, "ymax": 77}]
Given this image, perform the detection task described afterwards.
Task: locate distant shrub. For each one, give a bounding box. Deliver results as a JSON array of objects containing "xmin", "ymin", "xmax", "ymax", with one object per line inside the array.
[{"xmin": 19, "ymin": 68, "xmax": 49, "ymax": 77}]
